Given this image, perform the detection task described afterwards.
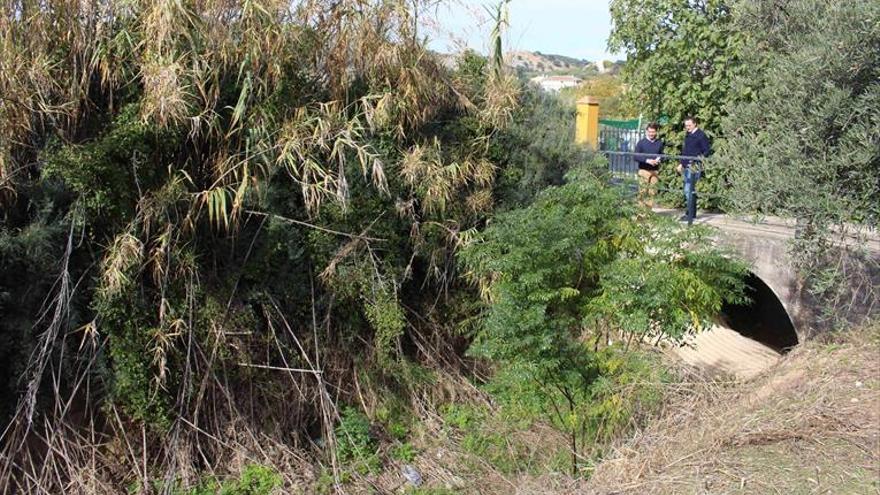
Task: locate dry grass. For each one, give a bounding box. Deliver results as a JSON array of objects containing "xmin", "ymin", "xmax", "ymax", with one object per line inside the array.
[
  {"xmin": 0, "ymin": 1, "xmax": 525, "ymax": 492},
  {"xmin": 334, "ymin": 323, "xmax": 880, "ymax": 494},
  {"xmin": 587, "ymin": 322, "xmax": 880, "ymax": 494},
  {"xmin": 344, "ymin": 383, "xmax": 581, "ymax": 495},
  {"xmin": 0, "ymin": 408, "xmax": 320, "ymax": 494},
  {"xmin": 0, "ymin": 296, "xmax": 332, "ymax": 494},
  {"xmin": 5, "ymin": 321, "xmax": 877, "ymax": 494}
]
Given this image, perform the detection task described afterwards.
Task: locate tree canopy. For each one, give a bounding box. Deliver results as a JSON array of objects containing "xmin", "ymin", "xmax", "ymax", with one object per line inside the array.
[
  {"xmin": 459, "ymin": 165, "xmax": 747, "ymax": 472},
  {"xmin": 717, "ymin": 0, "xmax": 879, "ymax": 235},
  {"xmin": 608, "ymin": 0, "xmax": 745, "ymax": 134},
  {"xmin": 609, "ymin": 0, "xmax": 879, "ymax": 320},
  {"xmin": 610, "ymin": 0, "xmax": 879, "ymax": 230}
]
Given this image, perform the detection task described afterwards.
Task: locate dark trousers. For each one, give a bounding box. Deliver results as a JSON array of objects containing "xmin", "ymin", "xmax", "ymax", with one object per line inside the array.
[{"xmin": 683, "ymin": 168, "xmax": 701, "ymax": 223}]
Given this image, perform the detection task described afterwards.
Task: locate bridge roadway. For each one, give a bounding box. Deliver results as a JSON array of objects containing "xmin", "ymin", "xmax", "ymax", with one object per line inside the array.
[
  {"xmin": 652, "ymin": 208, "xmax": 880, "ymax": 378},
  {"xmin": 662, "ymin": 209, "xmax": 880, "ymax": 252}
]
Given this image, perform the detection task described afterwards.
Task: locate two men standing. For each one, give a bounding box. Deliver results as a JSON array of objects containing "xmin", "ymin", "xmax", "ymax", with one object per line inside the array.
[{"xmin": 633, "ymin": 116, "xmax": 710, "ymax": 224}]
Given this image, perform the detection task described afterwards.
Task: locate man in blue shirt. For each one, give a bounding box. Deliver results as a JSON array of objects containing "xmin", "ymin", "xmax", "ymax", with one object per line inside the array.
[
  {"xmin": 634, "ymin": 122, "xmax": 664, "ymax": 208},
  {"xmin": 677, "ymin": 116, "xmax": 710, "ymax": 224}
]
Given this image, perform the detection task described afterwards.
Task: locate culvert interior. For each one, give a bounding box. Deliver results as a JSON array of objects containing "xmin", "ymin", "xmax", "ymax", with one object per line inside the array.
[{"xmin": 719, "ymin": 272, "xmax": 799, "ymax": 352}]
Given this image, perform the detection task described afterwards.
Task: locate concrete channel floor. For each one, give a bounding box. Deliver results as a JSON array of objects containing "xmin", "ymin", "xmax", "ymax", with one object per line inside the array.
[
  {"xmin": 646, "ymin": 207, "xmax": 880, "ymax": 379},
  {"xmin": 674, "ymin": 324, "xmax": 782, "ymax": 379}
]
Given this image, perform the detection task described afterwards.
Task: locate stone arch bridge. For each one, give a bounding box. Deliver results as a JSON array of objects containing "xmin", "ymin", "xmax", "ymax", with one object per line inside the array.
[{"xmin": 668, "ymin": 210, "xmax": 880, "ymax": 353}]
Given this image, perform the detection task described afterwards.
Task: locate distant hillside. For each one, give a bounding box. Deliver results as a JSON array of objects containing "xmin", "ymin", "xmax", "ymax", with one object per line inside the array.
[
  {"xmin": 503, "ymin": 50, "xmax": 624, "ymax": 78},
  {"xmin": 505, "ymin": 50, "xmax": 589, "ymax": 73}
]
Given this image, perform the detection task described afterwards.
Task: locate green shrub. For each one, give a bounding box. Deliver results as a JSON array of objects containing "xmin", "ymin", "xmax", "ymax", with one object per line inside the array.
[
  {"xmin": 375, "ymin": 398, "xmax": 412, "ymax": 441},
  {"xmin": 313, "ymin": 468, "xmax": 344, "ymax": 495},
  {"xmin": 363, "ymin": 288, "xmax": 406, "ymax": 367},
  {"xmin": 716, "ymin": 0, "xmax": 880, "ymax": 320},
  {"xmin": 459, "ymin": 165, "xmax": 747, "ymax": 473},
  {"xmin": 490, "ymin": 89, "xmax": 598, "ymax": 209},
  {"xmin": 220, "ymin": 464, "xmax": 283, "ymax": 495},
  {"xmin": 137, "ymin": 464, "xmax": 283, "ymax": 495},
  {"xmin": 390, "ymin": 442, "xmax": 418, "ymax": 463},
  {"xmin": 40, "ymin": 104, "xmax": 179, "ymax": 233},
  {"xmin": 334, "ymin": 407, "xmax": 381, "ymax": 474},
  {"xmin": 440, "ymin": 403, "xmax": 485, "ymax": 431},
  {"xmin": 439, "ymin": 402, "xmax": 561, "ymax": 475}
]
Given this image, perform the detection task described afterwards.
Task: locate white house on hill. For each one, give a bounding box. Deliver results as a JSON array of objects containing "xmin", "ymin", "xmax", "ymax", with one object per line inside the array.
[{"xmin": 529, "ymin": 75, "xmax": 582, "ymax": 92}]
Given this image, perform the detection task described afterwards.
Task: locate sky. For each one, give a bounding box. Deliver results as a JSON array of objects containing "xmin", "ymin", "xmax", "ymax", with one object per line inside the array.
[{"xmin": 423, "ymin": 0, "xmax": 623, "ymax": 62}]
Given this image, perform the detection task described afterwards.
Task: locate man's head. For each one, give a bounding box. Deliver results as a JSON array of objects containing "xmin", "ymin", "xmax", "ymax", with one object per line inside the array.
[
  {"xmin": 646, "ymin": 122, "xmax": 659, "ymax": 140},
  {"xmin": 684, "ymin": 116, "xmax": 699, "ymax": 133}
]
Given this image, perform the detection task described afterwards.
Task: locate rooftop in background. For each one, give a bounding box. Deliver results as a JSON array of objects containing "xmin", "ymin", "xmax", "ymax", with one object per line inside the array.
[{"xmin": 529, "ymin": 75, "xmax": 583, "ymax": 93}]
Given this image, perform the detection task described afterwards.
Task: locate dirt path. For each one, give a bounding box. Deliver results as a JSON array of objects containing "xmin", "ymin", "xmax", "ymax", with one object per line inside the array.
[{"xmin": 674, "ymin": 324, "xmax": 782, "ymax": 379}]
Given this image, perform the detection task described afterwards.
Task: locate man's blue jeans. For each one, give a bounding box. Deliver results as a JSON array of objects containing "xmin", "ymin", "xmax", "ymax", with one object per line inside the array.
[{"xmin": 683, "ymin": 167, "xmax": 701, "ymax": 223}]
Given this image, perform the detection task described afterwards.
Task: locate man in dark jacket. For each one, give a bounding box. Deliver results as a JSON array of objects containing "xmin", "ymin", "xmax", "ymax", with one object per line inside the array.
[
  {"xmin": 634, "ymin": 122, "xmax": 664, "ymax": 207},
  {"xmin": 677, "ymin": 116, "xmax": 710, "ymax": 224}
]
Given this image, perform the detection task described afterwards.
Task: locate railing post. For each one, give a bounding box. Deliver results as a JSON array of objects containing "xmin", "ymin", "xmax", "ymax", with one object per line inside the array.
[{"xmin": 575, "ymin": 96, "xmax": 599, "ymax": 149}]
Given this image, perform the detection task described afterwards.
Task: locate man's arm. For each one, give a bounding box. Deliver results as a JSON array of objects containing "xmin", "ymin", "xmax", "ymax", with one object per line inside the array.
[
  {"xmin": 634, "ymin": 140, "xmax": 647, "ymax": 165},
  {"xmin": 677, "ymin": 139, "xmax": 687, "ymax": 172},
  {"xmin": 699, "ymin": 132, "xmax": 711, "ymax": 157}
]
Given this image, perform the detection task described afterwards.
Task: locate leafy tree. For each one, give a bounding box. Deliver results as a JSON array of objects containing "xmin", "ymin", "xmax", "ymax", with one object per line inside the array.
[
  {"xmin": 716, "ymin": 0, "xmax": 880, "ymax": 318},
  {"xmin": 561, "ymin": 74, "xmax": 634, "ymax": 119},
  {"xmin": 491, "ymin": 88, "xmax": 596, "ymax": 208},
  {"xmin": 609, "ymin": 0, "xmax": 744, "ymax": 131},
  {"xmin": 459, "ymin": 164, "xmax": 747, "ymax": 473},
  {"xmin": 719, "ymin": 0, "xmax": 879, "ymax": 229}
]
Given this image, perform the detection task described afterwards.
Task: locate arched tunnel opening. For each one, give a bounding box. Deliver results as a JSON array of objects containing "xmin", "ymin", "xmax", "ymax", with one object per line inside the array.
[{"xmin": 718, "ymin": 272, "xmax": 800, "ymax": 353}]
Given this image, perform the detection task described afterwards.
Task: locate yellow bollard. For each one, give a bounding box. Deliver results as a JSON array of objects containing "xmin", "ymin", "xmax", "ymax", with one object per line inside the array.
[{"xmin": 575, "ymin": 96, "xmax": 599, "ymax": 149}]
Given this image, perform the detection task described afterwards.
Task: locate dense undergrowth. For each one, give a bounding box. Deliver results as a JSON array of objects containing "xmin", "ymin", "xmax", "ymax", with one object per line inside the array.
[{"xmin": 0, "ymin": 1, "xmax": 749, "ymax": 493}]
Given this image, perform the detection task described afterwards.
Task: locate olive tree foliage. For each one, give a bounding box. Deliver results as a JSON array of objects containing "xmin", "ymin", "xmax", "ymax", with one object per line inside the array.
[
  {"xmin": 718, "ymin": 0, "xmax": 879, "ymax": 232},
  {"xmin": 716, "ymin": 0, "xmax": 880, "ymax": 319}
]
